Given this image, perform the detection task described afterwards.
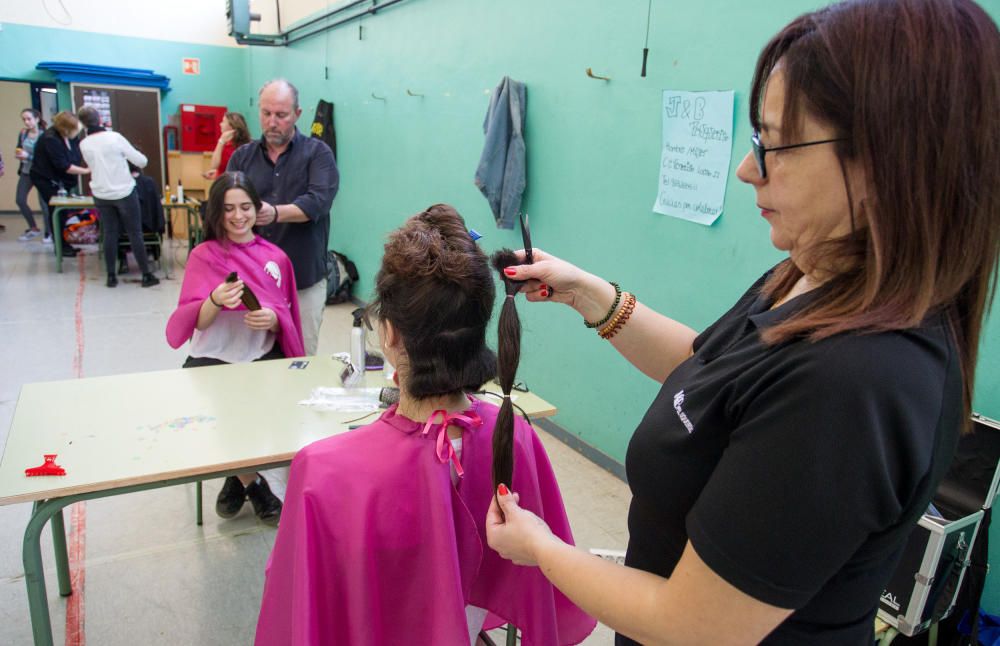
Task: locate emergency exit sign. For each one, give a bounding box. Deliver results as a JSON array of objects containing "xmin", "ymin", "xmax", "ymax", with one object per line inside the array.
[{"xmin": 182, "ymin": 58, "xmax": 201, "ymax": 75}]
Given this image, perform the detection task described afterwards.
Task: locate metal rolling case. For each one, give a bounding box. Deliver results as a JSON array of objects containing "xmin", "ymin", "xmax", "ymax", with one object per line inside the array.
[{"xmin": 877, "ymin": 414, "xmax": 1000, "ymax": 637}]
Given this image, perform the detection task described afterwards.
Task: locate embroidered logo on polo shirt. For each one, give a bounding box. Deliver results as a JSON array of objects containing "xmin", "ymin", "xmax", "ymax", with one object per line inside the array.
[
  {"xmin": 673, "ymin": 390, "xmax": 694, "ymax": 433},
  {"xmin": 264, "ymin": 261, "xmax": 281, "ymax": 287}
]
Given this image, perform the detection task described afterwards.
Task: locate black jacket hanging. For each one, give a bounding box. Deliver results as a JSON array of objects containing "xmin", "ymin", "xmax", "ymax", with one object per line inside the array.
[{"xmin": 310, "ymin": 99, "xmax": 337, "ymax": 162}]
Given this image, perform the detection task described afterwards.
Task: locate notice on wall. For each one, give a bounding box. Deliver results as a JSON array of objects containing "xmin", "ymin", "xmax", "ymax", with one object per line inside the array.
[
  {"xmin": 653, "ymin": 90, "xmax": 735, "ymax": 226},
  {"xmin": 81, "ymin": 89, "xmax": 112, "ymax": 128},
  {"xmin": 182, "ymin": 58, "xmax": 201, "ymax": 75}
]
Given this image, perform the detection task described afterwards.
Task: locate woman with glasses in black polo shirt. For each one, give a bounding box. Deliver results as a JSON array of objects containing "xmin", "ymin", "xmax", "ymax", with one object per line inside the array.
[{"xmin": 485, "ymin": 1, "xmax": 1000, "ymax": 644}]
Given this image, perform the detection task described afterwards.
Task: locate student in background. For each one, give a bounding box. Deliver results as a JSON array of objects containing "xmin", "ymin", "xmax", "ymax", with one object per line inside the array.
[
  {"xmin": 77, "ymin": 106, "xmax": 159, "ymax": 287},
  {"xmin": 166, "ymin": 172, "xmax": 303, "ymax": 526},
  {"xmin": 116, "ymin": 162, "xmax": 166, "ymax": 275},
  {"xmin": 256, "ymin": 205, "xmax": 595, "ymax": 646},
  {"xmin": 14, "ymin": 108, "xmax": 45, "ymax": 241},
  {"xmin": 29, "ymin": 111, "xmax": 89, "ymax": 254},
  {"xmin": 202, "ymin": 111, "xmax": 251, "ymax": 181},
  {"xmin": 485, "ymin": 0, "xmax": 1000, "ymax": 643}
]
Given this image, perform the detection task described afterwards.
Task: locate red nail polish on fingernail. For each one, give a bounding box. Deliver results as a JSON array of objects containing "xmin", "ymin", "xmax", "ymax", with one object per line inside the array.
[
  {"xmin": 540, "ymin": 290, "xmax": 549, "ymax": 298},
  {"xmin": 503, "ymin": 268, "xmax": 516, "ymax": 277},
  {"xmin": 498, "ymin": 483, "xmax": 509, "ymax": 496}
]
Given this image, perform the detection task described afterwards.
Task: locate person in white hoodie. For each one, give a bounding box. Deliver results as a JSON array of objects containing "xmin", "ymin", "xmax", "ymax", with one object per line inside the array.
[{"xmin": 77, "ymin": 106, "xmax": 159, "ymax": 288}]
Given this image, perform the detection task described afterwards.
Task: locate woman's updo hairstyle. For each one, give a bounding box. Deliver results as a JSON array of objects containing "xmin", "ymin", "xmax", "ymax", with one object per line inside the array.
[{"xmin": 371, "ymin": 204, "xmax": 497, "ymax": 399}]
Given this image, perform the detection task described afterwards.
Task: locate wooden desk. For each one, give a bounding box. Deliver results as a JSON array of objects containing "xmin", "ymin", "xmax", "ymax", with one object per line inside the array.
[
  {"xmin": 0, "ymin": 356, "xmax": 556, "ymax": 645},
  {"xmin": 48, "ymin": 196, "xmax": 177, "ymax": 278}
]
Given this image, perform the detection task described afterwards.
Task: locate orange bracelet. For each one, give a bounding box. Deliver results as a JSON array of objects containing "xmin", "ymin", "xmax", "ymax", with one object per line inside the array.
[
  {"xmin": 597, "ymin": 292, "xmax": 630, "ymax": 338},
  {"xmin": 599, "ymin": 292, "xmax": 636, "ymax": 339}
]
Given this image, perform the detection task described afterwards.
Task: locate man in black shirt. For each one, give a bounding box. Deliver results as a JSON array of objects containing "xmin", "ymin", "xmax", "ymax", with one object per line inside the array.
[{"xmin": 228, "ymin": 79, "xmax": 339, "ymax": 356}]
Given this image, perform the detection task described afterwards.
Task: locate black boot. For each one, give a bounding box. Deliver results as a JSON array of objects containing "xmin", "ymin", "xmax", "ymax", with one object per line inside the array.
[
  {"xmin": 215, "ymin": 476, "xmax": 246, "ymax": 519},
  {"xmin": 106, "ymin": 274, "xmax": 118, "ymax": 288},
  {"xmin": 141, "ymin": 272, "xmax": 160, "ymax": 287},
  {"xmin": 246, "ymin": 476, "xmax": 282, "ymax": 526}
]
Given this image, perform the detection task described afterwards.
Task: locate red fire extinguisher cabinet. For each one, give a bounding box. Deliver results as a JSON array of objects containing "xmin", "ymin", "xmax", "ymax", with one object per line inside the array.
[{"xmin": 179, "ymin": 104, "xmax": 227, "ymax": 152}]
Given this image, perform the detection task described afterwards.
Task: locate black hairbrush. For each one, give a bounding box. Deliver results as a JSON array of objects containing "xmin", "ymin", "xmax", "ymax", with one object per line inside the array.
[{"xmin": 225, "ymin": 271, "xmax": 262, "ymax": 311}]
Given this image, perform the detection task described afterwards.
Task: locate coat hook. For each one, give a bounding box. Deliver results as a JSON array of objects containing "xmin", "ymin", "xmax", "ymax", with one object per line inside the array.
[
  {"xmin": 371, "ymin": 92, "xmax": 386, "ymax": 101},
  {"xmin": 586, "ymin": 67, "xmax": 611, "ymax": 81},
  {"xmin": 406, "ymin": 89, "xmax": 424, "ymax": 97}
]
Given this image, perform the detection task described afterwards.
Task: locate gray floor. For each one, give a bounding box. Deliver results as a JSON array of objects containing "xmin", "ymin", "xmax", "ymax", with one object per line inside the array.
[{"xmin": 0, "ymin": 214, "xmax": 630, "ymax": 645}]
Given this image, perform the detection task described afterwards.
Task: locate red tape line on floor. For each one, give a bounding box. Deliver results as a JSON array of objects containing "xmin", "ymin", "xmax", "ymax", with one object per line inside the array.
[{"xmin": 66, "ymin": 253, "xmax": 87, "ymax": 646}]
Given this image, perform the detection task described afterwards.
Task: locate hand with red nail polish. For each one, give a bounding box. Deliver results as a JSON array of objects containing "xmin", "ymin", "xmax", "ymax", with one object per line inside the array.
[
  {"xmin": 487, "ymin": 482, "xmax": 556, "ymax": 566},
  {"xmin": 500, "ymin": 248, "xmax": 609, "ymax": 320}
]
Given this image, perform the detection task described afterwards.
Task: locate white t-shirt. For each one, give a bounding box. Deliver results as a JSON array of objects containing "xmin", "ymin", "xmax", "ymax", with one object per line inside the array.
[
  {"xmin": 190, "ymin": 309, "xmax": 275, "ymax": 363},
  {"xmin": 78, "ymin": 130, "xmax": 148, "ymax": 200}
]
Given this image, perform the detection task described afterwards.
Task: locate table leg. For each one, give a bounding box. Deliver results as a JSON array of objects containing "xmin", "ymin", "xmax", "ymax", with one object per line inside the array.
[
  {"xmin": 196, "ymin": 481, "xmax": 203, "ymax": 526},
  {"xmin": 163, "ymin": 234, "xmax": 173, "ymax": 280},
  {"xmin": 24, "ymin": 499, "xmax": 69, "ymax": 646},
  {"xmin": 50, "ymin": 509, "xmax": 72, "ymax": 597},
  {"xmin": 188, "ymin": 206, "xmax": 197, "ymax": 252},
  {"xmin": 878, "ymin": 626, "xmax": 899, "ymax": 645},
  {"xmin": 52, "ymin": 207, "xmax": 64, "ymax": 273}
]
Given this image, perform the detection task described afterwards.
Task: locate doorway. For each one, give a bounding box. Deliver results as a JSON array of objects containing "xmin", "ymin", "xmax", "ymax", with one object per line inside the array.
[
  {"xmin": 0, "ymin": 81, "xmax": 38, "ymax": 214},
  {"xmin": 70, "ymin": 83, "xmax": 164, "ymax": 193}
]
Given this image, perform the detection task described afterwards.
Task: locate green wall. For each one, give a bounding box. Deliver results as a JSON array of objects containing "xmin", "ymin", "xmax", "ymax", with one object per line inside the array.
[
  {"xmin": 0, "ymin": 23, "xmax": 247, "ymax": 127},
  {"xmin": 255, "ymin": 0, "xmax": 1000, "ymax": 448}
]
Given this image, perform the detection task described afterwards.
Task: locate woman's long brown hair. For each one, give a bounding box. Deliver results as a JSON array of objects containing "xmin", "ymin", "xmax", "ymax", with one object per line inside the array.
[
  {"xmin": 225, "ymin": 112, "xmax": 252, "ymax": 148},
  {"xmin": 750, "ymin": 0, "xmax": 1000, "ymax": 427},
  {"xmin": 490, "ymin": 249, "xmax": 523, "ymax": 490}
]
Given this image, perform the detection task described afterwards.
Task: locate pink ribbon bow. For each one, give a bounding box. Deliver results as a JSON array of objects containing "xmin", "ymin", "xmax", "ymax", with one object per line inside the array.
[{"xmin": 421, "ymin": 409, "xmax": 482, "ymax": 478}]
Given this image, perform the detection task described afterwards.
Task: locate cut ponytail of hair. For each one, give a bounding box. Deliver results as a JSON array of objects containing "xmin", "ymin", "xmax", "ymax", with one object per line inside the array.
[{"xmin": 491, "ymin": 249, "xmax": 523, "ymax": 491}]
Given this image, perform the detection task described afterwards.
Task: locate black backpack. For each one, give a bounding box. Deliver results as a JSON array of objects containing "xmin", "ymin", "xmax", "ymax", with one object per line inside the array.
[{"xmin": 325, "ymin": 250, "xmax": 359, "ymax": 305}]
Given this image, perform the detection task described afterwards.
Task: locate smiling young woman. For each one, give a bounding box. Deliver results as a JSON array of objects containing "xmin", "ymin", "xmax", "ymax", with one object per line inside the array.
[{"xmin": 166, "ymin": 172, "xmax": 306, "ymax": 526}]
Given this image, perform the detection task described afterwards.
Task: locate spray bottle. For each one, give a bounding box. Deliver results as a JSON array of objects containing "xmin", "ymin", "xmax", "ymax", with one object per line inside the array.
[{"xmin": 350, "ymin": 308, "xmax": 368, "ymax": 374}]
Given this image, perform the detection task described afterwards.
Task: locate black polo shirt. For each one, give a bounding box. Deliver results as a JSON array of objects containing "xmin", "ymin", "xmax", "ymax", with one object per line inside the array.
[
  {"xmin": 227, "ymin": 129, "xmax": 339, "ymax": 289},
  {"xmin": 621, "ymin": 269, "xmax": 960, "ymax": 645}
]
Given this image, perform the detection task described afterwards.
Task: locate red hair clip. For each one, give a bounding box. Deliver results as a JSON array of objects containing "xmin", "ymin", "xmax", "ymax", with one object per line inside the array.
[{"xmin": 25, "ymin": 454, "xmax": 67, "ymax": 477}]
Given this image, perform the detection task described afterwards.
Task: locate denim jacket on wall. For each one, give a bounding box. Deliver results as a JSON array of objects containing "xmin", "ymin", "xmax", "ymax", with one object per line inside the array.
[{"xmin": 474, "ymin": 76, "xmax": 526, "ymax": 230}]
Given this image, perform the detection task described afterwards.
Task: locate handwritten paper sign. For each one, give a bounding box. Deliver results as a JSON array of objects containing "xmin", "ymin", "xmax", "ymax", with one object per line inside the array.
[{"xmin": 653, "ymin": 90, "xmax": 735, "ymax": 226}]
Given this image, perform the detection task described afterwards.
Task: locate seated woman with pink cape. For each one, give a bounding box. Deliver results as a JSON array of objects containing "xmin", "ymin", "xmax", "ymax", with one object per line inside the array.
[
  {"xmin": 166, "ymin": 172, "xmax": 304, "ymax": 526},
  {"xmin": 255, "ymin": 205, "xmax": 595, "ymax": 645}
]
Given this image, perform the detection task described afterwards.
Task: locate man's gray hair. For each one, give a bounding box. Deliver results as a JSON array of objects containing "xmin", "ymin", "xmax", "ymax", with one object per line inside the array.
[
  {"xmin": 259, "ymin": 79, "xmax": 300, "ymax": 110},
  {"xmin": 77, "ymin": 105, "xmax": 102, "ymax": 130}
]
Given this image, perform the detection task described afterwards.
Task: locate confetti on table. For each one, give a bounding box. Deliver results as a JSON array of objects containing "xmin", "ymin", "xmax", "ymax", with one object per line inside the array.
[{"xmin": 138, "ymin": 415, "xmax": 217, "ymax": 433}]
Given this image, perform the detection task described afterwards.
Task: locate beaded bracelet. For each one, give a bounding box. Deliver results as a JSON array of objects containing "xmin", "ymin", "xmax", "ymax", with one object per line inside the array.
[
  {"xmin": 584, "ymin": 282, "xmax": 622, "ymax": 329},
  {"xmin": 599, "ymin": 292, "xmax": 637, "ymax": 340},
  {"xmin": 597, "ymin": 292, "xmax": 630, "ymax": 338}
]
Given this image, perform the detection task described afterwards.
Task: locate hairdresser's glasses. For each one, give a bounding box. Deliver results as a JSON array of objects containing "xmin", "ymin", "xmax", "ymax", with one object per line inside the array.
[{"xmin": 751, "ymin": 130, "xmax": 847, "ymax": 179}]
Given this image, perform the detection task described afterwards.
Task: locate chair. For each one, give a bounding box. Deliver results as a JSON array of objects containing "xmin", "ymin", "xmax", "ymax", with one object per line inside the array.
[
  {"xmin": 478, "ymin": 624, "xmax": 518, "ymax": 646},
  {"xmin": 876, "ymin": 413, "xmax": 1000, "ymax": 644}
]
